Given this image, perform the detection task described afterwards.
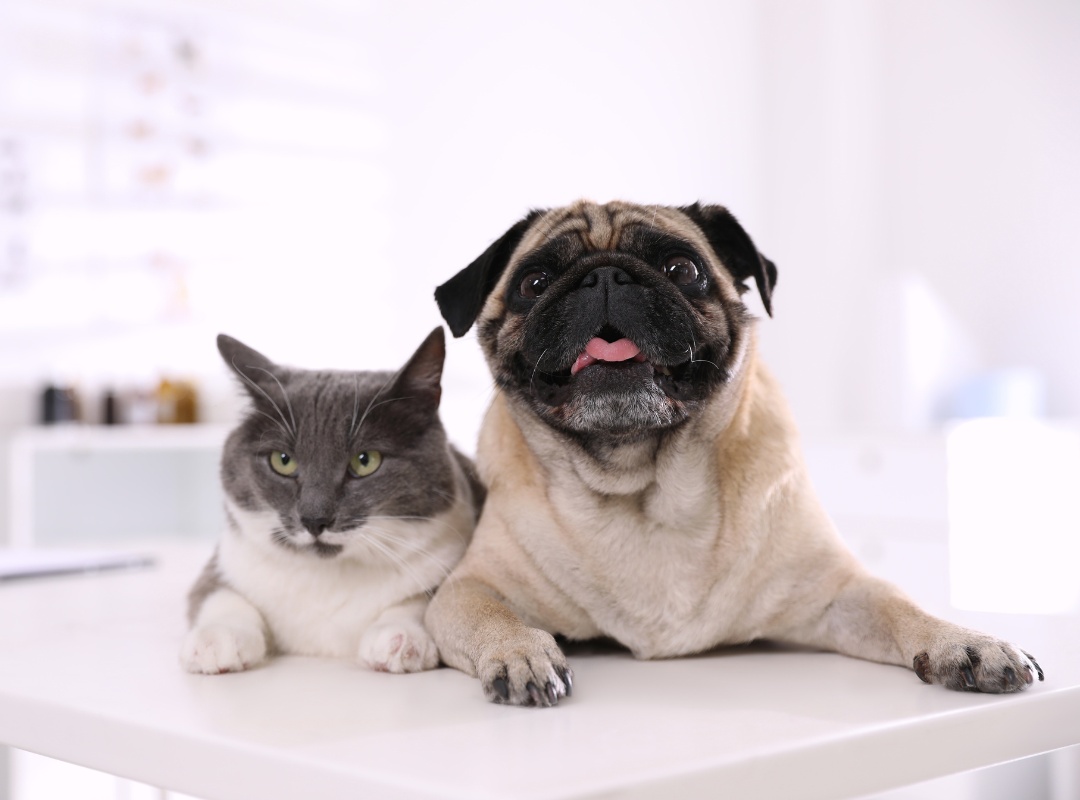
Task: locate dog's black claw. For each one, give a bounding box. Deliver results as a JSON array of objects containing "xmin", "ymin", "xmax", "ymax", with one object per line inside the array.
[
  {"xmin": 525, "ymin": 681, "xmax": 543, "ymax": 706},
  {"xmin": 961, "ymin": 665, "xmax": 977, "ymax": 690},
  {"xmin": 913, "ymin": 652, "xmax": 932, "ymax": 684},
  {"xmin": 544, "ymin": 681, "xmax": 559, "ymax": 705},
  {"xmin": 492, "ymin": 676, "xmax": 509, "ymax": 700},
  {"xmin": 1004, "ymin": 666, "xmax": 1017, "ymax": 688},
  {"xmin": 562, "ymin": 666, "xmax": 574, "ymax": 696},
  {"xmin": 1024, "ymin": 652, "xmax": 1045, "ymax": 682}
]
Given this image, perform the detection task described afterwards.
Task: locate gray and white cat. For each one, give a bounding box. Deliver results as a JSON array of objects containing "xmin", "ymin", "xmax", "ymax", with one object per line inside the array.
[{"xmin": 180, "ymin": 327, "xmax": 482, "ymax": 674}]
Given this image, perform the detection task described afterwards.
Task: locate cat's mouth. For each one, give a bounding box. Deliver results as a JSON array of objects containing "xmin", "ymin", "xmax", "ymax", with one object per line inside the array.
[
  {"xmin": 274, "ymin": 528, "xmax": 344, "ymax": 558},
  {"xmin": 307, "ymin": 538, "xmax": 344, "ymax": 558}
]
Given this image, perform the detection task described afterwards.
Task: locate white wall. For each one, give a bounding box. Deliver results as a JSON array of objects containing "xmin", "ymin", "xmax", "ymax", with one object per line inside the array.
[
  {"xmin": 3, "ymin": 0, "xmax": 1078, "ymax": 444},
  {"xmin": 754, "ymin": 0, "xmax": 1080, "ymax": 434},
  {"xmin": 876, "ymin": 0, "xmax": 1080, "ymax": 419}
]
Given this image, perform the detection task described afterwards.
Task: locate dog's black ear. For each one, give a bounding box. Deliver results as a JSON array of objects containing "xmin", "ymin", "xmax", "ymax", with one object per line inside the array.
[
  {"xmin": 680, "ymin": 203, "xmax": 778, "ymax": 317},
  {"xmin": 435, "ymin": 210, "xmax": 544, "ymax": 337}
]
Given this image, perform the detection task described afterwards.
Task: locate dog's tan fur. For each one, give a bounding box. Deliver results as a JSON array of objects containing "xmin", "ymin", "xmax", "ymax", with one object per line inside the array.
[{"xmin": 427, "ymin": 200, "xmax": 1042, "ymax": 706}]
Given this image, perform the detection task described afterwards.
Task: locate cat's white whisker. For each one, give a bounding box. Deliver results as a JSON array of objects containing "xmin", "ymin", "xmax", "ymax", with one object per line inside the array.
[
  {"xmin": 232, "ymin": 360, "xmax": 295, "ymax": 438},
  {"xmin": 352, "ymin": 366, "xmax": 398, "ymax": 438},
  {"xmin": 249, "ymin": 366, "xmax": 298, "ymax": 436},
  {"xmin": 358, "ymin": 522, "xmax": 462, "ymax": 576},
  {"xmin": 350, "ymin": 375, "xmax": 362, "ymax": 439},
  {"xmin": 251, "ymin": 410, "xmax": 291, "ymax": 440},
  {"xmin": 361, "ymin": 514, "xmax": 470, "ymax": 546},
  {"xmin": 358, "ymin": 531, "xmax": 446, "ymax": 596},
  {"xmin": 353, "ymin": 396, "xmax": 421, "ymax": 440},
  {"xmin": 361, "ymin": 524, "xmax": 461, "ymax": 563}
]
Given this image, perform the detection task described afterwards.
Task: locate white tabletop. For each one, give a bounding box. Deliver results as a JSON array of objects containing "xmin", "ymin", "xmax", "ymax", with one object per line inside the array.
[{"xmin": 1, "ymin": 543, "xmax": 1078, "ymax": 800}]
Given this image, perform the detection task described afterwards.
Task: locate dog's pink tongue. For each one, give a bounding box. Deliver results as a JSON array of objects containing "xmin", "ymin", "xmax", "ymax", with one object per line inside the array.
[
  {"xmin": 571, "ymin": 337, "xmax": 643, "ymax": 375},
  {"xmin": 586, "ymin": 338, "xmax": 640, "ymax": 361}
]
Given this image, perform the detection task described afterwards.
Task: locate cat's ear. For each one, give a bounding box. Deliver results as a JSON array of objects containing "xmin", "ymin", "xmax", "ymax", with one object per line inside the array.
[
  {"xmin": 385, "ymin": 327, "xmax": 446, "ymax": 411},
  {"xmin": 217, "ymin": 334, "xmax": 283, "ymax": 400},
  {"xmin": 435, "ymin": 209, "xmax": 545, "ymax": 337}
]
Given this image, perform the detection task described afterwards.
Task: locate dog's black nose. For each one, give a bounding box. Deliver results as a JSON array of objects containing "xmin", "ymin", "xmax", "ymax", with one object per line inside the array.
[
  {"xmin": 579, "ymin": 266, "xmax": 635, "ymax": 290},
  {"xmin": 301, "ymin": 516, "xmax": 333, "ymax": 536}
]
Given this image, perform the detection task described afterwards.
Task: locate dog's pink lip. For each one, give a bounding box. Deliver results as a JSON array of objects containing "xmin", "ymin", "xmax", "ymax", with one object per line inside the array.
[{"xmin": 570, "ymin": 337, "xmax": 647, "ymax": 376}]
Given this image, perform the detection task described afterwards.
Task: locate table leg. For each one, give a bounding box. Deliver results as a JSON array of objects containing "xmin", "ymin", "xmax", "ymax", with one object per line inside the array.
[
  {"xmin": 1051, "ymin": 744, "xmax": 1080, "ymax": 800},
  {"xmin": 0, "ymin": 745, "xmax": 10, "ymax": 800}
]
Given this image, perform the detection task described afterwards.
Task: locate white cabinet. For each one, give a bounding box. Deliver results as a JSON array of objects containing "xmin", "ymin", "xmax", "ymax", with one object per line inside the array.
[{"xmin": 7, "ymin": 424, "xmax": 230, "ymax": 547}]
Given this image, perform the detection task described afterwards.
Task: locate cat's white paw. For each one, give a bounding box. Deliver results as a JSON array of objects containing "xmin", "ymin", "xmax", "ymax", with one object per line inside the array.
[
  {"xmin": 358, "ymin": 621, "xmax": 439, "ymax": 673},
  {"xmin": 180, "ymin": 624, "xmax": 268, "ymax": 674}
]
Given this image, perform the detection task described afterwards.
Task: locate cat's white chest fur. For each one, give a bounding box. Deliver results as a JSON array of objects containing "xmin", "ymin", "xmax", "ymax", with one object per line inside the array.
[
  {"xmin": 219, "ymin": 507, "xmax": 407, "ymax": 657},
  {"xmin": 181, "ymin": 496, "xmax": 472, "ymax": 674}
]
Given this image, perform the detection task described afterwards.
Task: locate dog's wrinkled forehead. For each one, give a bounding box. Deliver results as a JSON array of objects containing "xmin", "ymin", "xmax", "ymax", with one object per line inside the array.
[
  {"xmin": 483, "ymin": 201, "xmax": 730, "ymax": 318},
  {"xmin": 519, "ymin": 201, "xmax": 710, "ymax": 257}
]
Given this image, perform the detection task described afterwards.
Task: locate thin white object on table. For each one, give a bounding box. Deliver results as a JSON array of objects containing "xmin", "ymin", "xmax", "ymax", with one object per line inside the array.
[{"xmin": 0, "ymin": 549, "xmax": 154, "ymax": 582}]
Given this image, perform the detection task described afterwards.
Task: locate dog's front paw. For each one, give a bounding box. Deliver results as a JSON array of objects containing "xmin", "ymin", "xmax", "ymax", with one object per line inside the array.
[
  {"xmin": 913, "ymin": 635, "xmax": 1044, "ymax": 693},
  {"xmin": 358, "ymin": 621, "xmax": 439, "ymax": 673},
  {"xmin": 180, "ymin": 624, "xmax": 268, "ymax": 674},
  {"xmin": 478, "ymin": 627, "xmax": 573, "ymax": 707}
]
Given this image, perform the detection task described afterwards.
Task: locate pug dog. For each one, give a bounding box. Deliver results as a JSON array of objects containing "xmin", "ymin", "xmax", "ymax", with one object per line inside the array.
[{"xmin": 426, "ymin": 199, "xmax": 1043, "ymax": 706}]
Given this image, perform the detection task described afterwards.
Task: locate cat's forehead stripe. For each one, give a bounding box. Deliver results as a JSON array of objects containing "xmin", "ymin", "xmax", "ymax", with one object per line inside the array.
[{"xmin": 254, "ymin": 371, "xmax": 394, "ymax": 450}]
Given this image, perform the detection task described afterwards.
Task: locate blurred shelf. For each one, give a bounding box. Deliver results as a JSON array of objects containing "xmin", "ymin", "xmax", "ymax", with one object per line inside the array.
[{"xmin": 8, "ymin": 423, "xmax": 231, "ymax": 452}]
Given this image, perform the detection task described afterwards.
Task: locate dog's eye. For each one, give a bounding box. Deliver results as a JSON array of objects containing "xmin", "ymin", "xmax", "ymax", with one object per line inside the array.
[
  {"xmin": 662, "ymin": 255, "xmax": 700, "ymax": 286},
  {"xmin": 519, "ymin": 271, "xmax": 550, "ymax": 299}
]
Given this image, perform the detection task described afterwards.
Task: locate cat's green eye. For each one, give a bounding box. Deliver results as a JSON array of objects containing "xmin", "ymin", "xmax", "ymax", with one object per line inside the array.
[
  {"xmin": 269, "ymin": 451, "xmax": 298, "ymax": 477},
  {"xmin": 349, "ymin": 450, "xmax": 382, "ymax": 478}
]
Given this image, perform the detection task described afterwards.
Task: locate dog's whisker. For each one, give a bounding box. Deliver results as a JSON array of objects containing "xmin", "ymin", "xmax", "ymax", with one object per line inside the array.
[{"xmin": 529, "ymin": 348, "xmax": 554, "ymax": 391}]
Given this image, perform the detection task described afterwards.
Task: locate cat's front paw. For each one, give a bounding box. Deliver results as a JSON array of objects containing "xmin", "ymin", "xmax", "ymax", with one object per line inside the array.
[
  {"xmin": 180, "ymin": 624, "xmax": 268, "ymax": 674},
  {"xmin": 913, "ymin": 635, "xmax": 1044, "ymax": 693},
  {"xmin": 477, "ymin": 627, "xmax": 573, "ymax": 707},
  {"xmin": 358, "ymin": 622, "xmax": 439, "ymax": 673}
]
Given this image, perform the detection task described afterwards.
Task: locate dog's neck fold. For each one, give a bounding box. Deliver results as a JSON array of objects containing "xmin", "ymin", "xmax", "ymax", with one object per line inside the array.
[{"xmin": 480, "ymin": 336, "xmax": 760, "ymax": 502}]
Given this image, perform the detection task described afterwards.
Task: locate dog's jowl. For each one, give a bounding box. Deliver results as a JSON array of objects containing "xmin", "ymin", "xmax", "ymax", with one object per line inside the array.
[{"xmin": 426, "ymin": 199, "xmax": 1043, "ymax": 707}]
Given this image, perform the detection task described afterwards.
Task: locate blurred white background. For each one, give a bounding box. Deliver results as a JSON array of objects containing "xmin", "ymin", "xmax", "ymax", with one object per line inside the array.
[
  {"xmin": 2, "ymin": 0, "xmax": 1079, "ymax": 797},
  {"xmin": 3, "ymin": 0, "xmax": 1076, "ymax": 439}
]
